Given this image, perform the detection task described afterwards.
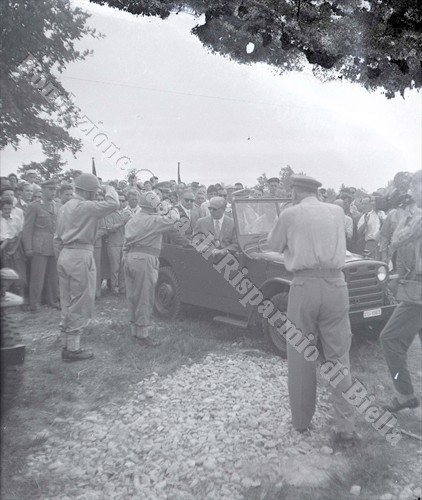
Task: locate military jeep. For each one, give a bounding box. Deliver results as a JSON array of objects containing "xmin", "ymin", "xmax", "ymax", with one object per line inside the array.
[{"xmin": 155, "ymin": 197, "xmax": 396, "ymax": 357}]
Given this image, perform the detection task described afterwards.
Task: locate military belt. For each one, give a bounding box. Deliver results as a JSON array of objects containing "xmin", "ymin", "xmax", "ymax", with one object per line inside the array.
[
  {"xmin": 128, "ymin": 245, "xmax": 160, "ymax": 257},
  {"xmin": 63, "ymin": 242, "xmax": 94, "ymax": 251},
  {"xmin": 294, "ymin": 269, "xmax": 342, "ymax": 278}
]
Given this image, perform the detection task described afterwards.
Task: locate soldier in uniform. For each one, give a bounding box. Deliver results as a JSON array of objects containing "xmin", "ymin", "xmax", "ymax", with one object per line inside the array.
[
  {"xmin": 268, "ymin": 174, "xmax": 359, "ymax": 446},
  {"xmin": 54, "ymin": 174, "xmax": 119, "ymax": 361},
  {"xmin": 23, "ymin": 179, "xmax": 59, "ymax": 311},
  {"xmin": 124, "ymin": 192, "xmax": 179, "ymax": 346}
]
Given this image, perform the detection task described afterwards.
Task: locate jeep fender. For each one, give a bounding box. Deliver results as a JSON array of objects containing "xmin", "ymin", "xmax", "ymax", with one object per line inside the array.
[{"xmin": 247, "ymin": 277, "xmax": 291, "ymax": 326}]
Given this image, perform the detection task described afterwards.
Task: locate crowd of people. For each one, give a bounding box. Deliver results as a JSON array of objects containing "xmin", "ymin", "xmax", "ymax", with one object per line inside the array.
[
  {"xmin": 1, "ymin": 169, "xmax": 420, "ymax": 306},
  {"xmin": 0, "ymin": 166, "xmax": 421, "ymax": 446}
]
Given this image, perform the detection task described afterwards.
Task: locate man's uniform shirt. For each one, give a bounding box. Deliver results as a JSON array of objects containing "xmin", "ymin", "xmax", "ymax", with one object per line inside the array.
[
  {"xmin": 54, "ymin": 188, "xmax": 119, "ymax": 252},
  {"xmin": 268, "ymin": 196, "xmax": 346, "ymax": 271}
]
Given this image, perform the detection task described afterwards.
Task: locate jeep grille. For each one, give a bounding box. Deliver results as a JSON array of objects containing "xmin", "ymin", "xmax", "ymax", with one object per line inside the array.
[{"xmin": 343, "ymin": 264, "xmax": 383, "ymax": 311}]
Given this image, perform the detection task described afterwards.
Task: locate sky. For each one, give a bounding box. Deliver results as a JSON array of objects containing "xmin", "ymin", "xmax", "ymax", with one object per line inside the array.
[{"xmin": 1, "ymin": 0, "xmax": 421, "ymax": 191}]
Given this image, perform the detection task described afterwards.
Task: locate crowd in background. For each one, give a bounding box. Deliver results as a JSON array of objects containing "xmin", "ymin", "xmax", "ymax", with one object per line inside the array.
[{"xmin": 0, "ymin": 167, "xmax": 421, "ymax": 311}]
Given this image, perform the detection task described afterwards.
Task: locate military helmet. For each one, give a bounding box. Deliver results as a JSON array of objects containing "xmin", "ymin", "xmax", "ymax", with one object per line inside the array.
[
  {"xmin": 74, "ymin": 173, "xmax": 100, "ymax": 192},
  {"xmin": 139, "ymin": 192, "xmax": 160, "ymax": 211}
]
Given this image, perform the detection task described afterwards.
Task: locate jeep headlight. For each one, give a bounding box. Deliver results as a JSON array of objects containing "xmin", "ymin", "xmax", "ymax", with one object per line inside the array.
[{"xmin": 377, "ymin": 265, "xmax": 388, "ymax": 282}]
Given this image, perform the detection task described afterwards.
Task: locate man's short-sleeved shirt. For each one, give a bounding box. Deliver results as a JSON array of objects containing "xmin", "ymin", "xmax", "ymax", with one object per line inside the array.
[{"xmin": 268, "ymin": 196, "xmax": 346, "ymax": 272}]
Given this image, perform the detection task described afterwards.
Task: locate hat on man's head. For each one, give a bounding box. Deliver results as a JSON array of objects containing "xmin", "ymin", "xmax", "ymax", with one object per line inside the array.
[
  {"xmin": 41, "ymin": 179, "xmax": 58, "ymax": 188},
  {"xmin": 26, "ymin": 169, "xmax": 37, "ymax": 176},
  {"xmin": 290, "ymin": 174, "xmax": 322, "ymax": 190},
  {"xmin": 267, "ymin": 177, "xmax": 280, "ymax": 184}
]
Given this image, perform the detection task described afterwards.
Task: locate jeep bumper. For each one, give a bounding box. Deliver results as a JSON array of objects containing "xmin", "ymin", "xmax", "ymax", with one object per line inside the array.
[{"xmin": 349, "ymin": 303, "xmax": 396, "ymax": 328}]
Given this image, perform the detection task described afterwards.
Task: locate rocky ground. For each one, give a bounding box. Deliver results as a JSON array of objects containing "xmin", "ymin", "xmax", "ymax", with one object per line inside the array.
[{"xmin": 20, "ymin": 350, "xmax": 345, "ymax": 500}]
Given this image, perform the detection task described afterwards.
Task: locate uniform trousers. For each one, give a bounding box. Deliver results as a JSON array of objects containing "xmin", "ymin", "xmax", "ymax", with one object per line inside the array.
[
  {"xmin": 107, "ymin": 245, "xmax": 124, "ymax": 292},
  {"xmin": 93, "ymin": 246, "xmax": 102, "ymax": 298},
  {"xmin": 124, "ymin": 252, "xmax": 159, "ymax": 333},
  {"xmin": 29, "ymin": 254, "xmax": 59, "ymax": 308},
  {"xmin": 286, "ymin": 270, "xmax": 355, "ymax": 433},
  {"xmin": 57, "ymin": 248, "xmax": 96, "ymax": 347},
  {"xmin": 380, "ymin": 301, "xmax": 422, "ymax": 396}
]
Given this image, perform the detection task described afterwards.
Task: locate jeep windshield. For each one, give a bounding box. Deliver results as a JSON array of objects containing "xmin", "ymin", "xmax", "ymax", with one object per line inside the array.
[{"xmin": 232, "ymin": 198, "xmax": 292, "ymax": 254}]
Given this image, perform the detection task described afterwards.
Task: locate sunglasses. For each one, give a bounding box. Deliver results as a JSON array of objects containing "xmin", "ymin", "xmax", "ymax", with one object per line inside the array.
[
  {"xmin": 209, "ymin": 207, "xmax": 222, "ymax": 211},
  {"xmin": 184, "ymin": 198, "xmax": 194, "ymax": 202}
]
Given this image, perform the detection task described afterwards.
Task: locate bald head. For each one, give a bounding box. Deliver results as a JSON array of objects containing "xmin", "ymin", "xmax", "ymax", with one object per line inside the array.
[{"xmin": 209, "ymin": 196, "xmax": 227, "ymax": 220}]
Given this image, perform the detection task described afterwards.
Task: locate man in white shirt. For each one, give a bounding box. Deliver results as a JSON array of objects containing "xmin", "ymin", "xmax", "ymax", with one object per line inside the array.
[
  {"xmin": 1, "ymin": 187, "xmax": 24, "ymax": 227},
  {"xmin": 0, "ymin": 198, "xmax": 26, "ymax": 294},
  {"xmin": 124, "ymin": 189, "xmax": 141, "ymax": 217},
  {"xmin": 357, "ymin": 196, "xmax": 381, "ymax": 258}
]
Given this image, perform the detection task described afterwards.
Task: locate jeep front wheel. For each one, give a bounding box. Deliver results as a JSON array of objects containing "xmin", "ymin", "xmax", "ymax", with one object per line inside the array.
[
  {"xmin": 263, "ymin": 291, "xmax": 289, "ymax": 358},
  {"xmin": 154, "ymin": 267, "xmax": 182, "ymax": 320}
]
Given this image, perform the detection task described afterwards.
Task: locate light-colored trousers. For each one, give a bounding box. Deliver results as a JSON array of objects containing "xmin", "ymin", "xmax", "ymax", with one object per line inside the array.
[
  {"xmin": 29, "ymin": 254, "xmax": 59, "ymax": 308},
  {"xmin": 124, "ymin": 252, "xmax": 159, "ymax": 328},
  {"xmin": 93, "ymin": 246, "xmax": 102, "ymax": 297},
  {"xmin": 57, "ymin": 248, "xmax": 96, "ymax": 333},
  {"xmin": 107, "ymin": 245, "xmax": 124, "ymax": 292},
  {"xmin": 286, "ymin": 272, "xmax": 355, "ymax": 433}
]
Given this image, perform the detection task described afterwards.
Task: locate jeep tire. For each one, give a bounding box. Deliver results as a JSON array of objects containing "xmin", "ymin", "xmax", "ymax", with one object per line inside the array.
[
  {"xmin": 154, "ymin": 266, "xmax": 182, "ymax": 320},
  {"xmin": 263, "ymin": 291, "xmax": 289, "ymax": 358}
]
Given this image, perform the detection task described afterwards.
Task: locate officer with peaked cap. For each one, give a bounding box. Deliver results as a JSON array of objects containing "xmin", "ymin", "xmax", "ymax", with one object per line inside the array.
[
  {"xmin": 54, "ymin": 174, "xmax": 119, "ymax": 361},
  {"xmin": 268, "ymin": 174, "xmax": 359, "ymax": 447},
  {"xmin": 124, "ymin": 192, "xmax": 179, "ymax": 346},
  {"xmin": 23, "ymin": 178, "xmax": 59, "ymax": 311}
]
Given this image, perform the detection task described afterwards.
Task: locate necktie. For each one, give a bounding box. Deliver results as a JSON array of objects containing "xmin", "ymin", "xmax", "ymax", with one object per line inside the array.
[{"xmin": 214, "ymin": 219, "xmax": 220, "ymax": 237}]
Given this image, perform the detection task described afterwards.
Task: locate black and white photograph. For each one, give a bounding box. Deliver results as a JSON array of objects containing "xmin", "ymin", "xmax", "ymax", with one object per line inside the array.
[{"xmin": 1, "ymin": 0, "xmax": 421, "ymax": 498}]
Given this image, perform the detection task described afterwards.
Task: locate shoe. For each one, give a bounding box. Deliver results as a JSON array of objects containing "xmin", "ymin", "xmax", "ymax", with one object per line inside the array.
[
  {"xmin": 134, "ymin": 336, "xmax": 161, "ymax": 347},
  {"xmin": 62, "ymin": 348, "xmax": 94, "ymax": 362},
  {"xmin": 383, "ymin": 396, "xmax": 419, "ymax": 413},
  {"xmin": 29, "ymin": 305, "xmax": 38, "ymax": 313},
  {"xmin": 48, "ymin": 302, "xmax": 61, "ymax": 310},
  {"xmin": 143, "ymin": 336, "xmax": 161, "ymax": 347},
  {"xmin": 332, "ymin": 431, "xmax": 362, "ymax": 448},
  {"xmin": 296, "ymin": 426, "xmax": 312, "ymax": 433}
]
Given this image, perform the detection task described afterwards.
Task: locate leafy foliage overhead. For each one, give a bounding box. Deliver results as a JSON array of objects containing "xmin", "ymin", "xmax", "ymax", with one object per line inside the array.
[
  {"xmin": 0, "ymin": 0, "xmax": 100, "ymax": 154},
  {"xmin": 91, "ymin": 0, "xmax": 422, "ymax": 98}
]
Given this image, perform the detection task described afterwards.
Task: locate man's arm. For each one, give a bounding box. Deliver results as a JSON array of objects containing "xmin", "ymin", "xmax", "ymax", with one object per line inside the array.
[
  {"xmin": 268, "ymin": 210, "xmax": 290, "ymax": 253},
  {"xmin": 83, "ymin": 185, "xmax": 119, "ymax": 217}
]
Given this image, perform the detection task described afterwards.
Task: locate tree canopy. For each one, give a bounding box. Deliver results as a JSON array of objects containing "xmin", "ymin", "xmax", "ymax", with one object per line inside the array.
[
  {"xmin": 92, "ymin": 0, "xmax": 422, "ymax": 98},
  {"xmin": 0, "ymin": 0, "xmax": 100, "ymax": 154}
]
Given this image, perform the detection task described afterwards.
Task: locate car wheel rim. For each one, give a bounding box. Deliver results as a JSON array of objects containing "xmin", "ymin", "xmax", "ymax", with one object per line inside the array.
[{"xmin": 157, "ymin": 282, "xmax": 174, "ymax": 310}]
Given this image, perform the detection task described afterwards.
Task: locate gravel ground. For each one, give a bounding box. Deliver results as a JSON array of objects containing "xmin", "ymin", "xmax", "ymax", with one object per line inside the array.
[{"xmin": 22, "ymin": 349, "xmax": 344, "ymax": 500}]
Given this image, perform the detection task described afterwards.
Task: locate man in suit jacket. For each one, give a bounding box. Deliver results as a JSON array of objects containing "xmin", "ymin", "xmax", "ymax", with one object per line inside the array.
[
  {"xmin": 193, "ymin": 196, "xmax": 237, "ymax": 259},
  {"xmin": 23, "ymin": 179, "xmax": 59, "ymax": 311},
  {"xmin": 170, "ymin": 189, "xmax": 200, "ymax": 246}
]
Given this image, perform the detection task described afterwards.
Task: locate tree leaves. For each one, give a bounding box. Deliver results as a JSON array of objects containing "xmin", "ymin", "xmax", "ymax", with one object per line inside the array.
[
  {"xmin": 0, "ymin": 0, "xmax": 101, "ymax": 154},
  {"xmin": 91, "ymin": 0, "xmax": 422, "ymax": 98}
]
